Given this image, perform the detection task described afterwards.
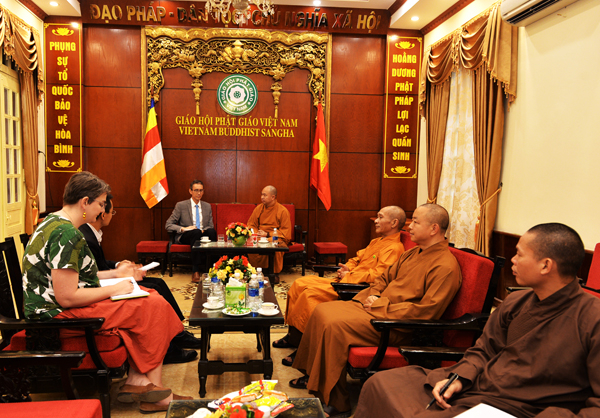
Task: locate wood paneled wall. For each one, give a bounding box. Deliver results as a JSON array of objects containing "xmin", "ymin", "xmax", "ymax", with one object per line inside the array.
[{"xmin": 45, "ymin": 26, "xmax": 421, "ymax": 263}]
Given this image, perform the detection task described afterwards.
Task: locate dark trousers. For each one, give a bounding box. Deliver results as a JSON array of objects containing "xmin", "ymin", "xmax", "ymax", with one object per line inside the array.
[{"xmin": 180, "ymin": 228, "xmax": 218, "ymax": 272}]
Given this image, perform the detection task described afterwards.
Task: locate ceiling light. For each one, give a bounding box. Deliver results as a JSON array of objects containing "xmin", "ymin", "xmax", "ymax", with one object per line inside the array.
[
  {"xmin": 411, "ymin": 16, "xmax": 419, "ymax": 21},
  {"xmin": 313, "ymin": 1, "xmax": 321, "ymax": 5},
  {"xmin": 50, "ymin": 1, "xmax": 58, "ymax": 6},
  {"xmin": 71, "ymin": 22, "xmax": 79, "ymax": 28}
]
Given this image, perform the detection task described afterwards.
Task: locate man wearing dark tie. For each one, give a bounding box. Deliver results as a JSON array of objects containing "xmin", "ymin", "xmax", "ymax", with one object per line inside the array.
[{"xmin": 165, "ymin": 180, "xmax": 216, "ymax": 283}]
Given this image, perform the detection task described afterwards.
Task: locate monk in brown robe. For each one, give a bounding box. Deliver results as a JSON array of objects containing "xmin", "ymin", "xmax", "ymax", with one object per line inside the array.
[
  {"xmin": 247, "ymin": 185, "xmax": 291, "ymax": 280},
  {"xmin": 290, "ymin": 203, "xmax": 462, "ymax": 417},
  {"xmin": 274, "ymin": 206, "xmax": 406, "ymax": 359},
  {"xmin": 355, "ymin": 223, "xmax": 600, "ymax": 418}
]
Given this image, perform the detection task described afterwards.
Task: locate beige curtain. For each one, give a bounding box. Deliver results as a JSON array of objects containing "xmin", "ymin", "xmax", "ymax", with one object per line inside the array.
[
  {"xmin": 419, "ymin": 2, "xmax": 517, "ymax": 253},
  {"xmin": 437, "ymin": 68, "xmax": 479, "ymax": 249},
  {"xmin": 0, "ymin": 6, "xmax": 44, "ymax": 234}
]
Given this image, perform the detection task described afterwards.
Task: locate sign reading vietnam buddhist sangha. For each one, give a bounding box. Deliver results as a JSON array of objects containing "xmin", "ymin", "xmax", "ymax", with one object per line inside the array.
[
  {"xmin": 82, "ymin": 0, "xmax": 389, "ymax": 35},
  {"xmin": 44, "ymin": 23, "xmax": 82, "ymax": 173},
  {"xmin": 218, "ymin": 75, "xmax": 258, "ymax": 116},
  {"xmin": 175, "ymin": 115, "xmax": 298, "ymax": 138},
  {"xmin": 383, "ymin": 36, "xmax": 422, "ymax": 179}
]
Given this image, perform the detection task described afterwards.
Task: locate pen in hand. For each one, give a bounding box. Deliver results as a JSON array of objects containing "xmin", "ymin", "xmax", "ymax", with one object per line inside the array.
[{"xmin": 425, "ymin": 373, "xmax": 459, "ymax": 410}]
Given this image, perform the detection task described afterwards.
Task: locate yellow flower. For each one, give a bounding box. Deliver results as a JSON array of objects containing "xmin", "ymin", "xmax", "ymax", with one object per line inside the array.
[
  {"xmin": 234, "ymin": 269, "xmax": 242, "ymax": 275},
  {"xmin": 228, "ymin": 260, "xmax": 234, "ymax": 265},
  {"xmin": 250, "ymin": 267, "xmax": 256, "ymax": 274},
  {"xmin": 226, "ymin": 266, "xmax": 231, "ymax": 272},
  {"xmin": 236, "ymin": 226, "xmax": 242, "ymax": 233},
  {"xmin": 217, "ymin": 270, "xmax": 227, "ymax": 280}
]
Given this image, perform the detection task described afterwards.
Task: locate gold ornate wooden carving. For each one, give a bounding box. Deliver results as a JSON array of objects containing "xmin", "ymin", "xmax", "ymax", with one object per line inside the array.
[{"xmin": 145, "ymin": 27, "xmax": 329, "ymax": 114}]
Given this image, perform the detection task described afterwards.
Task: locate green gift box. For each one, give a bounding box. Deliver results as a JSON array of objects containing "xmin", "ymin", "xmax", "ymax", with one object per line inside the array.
[{"xmin": 225, "ymin": 286, "xmax": 246, "ymax": 308}]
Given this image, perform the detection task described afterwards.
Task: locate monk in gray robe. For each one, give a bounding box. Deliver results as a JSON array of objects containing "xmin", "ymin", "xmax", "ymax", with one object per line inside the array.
[
  {"xmin": 355, "ymin": 222, "xmax": 600, "ymax": 418},
  {"xmin": 290, "ymin": 203, "xmax": 462, "ymax": 417}
]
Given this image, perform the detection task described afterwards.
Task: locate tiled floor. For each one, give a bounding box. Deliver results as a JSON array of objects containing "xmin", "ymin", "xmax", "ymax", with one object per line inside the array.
[{"xmin": 32, "ymin": 267, "xmax": 363, "ymax": 417}]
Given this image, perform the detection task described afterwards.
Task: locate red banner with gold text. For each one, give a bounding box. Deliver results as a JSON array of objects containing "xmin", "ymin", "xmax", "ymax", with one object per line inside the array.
[
  {"xmin": 383, "ymin": 35, "xmax": 422, "ymax": 179},
  {"xmin": 45, "ymin": 23, "xmax": 82, "ymax": 173}
]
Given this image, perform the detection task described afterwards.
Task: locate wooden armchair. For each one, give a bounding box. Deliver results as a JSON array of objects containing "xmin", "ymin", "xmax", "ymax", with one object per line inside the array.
[
  {"xmin": 344, "ymin": 247, "xmax": 505, "ymax": 381},
  {"xmin": 0, "ymin": 237, "xmax": 128, "ymax": 418},
  {"xmin": 312, "ymin": 231, "xmax": 416, "ymax": 300}
]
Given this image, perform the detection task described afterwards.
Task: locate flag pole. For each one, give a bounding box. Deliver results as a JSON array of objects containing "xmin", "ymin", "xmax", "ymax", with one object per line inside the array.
[
  {"xmin": 314, "ymin": 91, "xmax": 322, "ymax": 243},
  {"xmin": 150, "ymin": 86, "xmax": 156, "ymax": 241}
]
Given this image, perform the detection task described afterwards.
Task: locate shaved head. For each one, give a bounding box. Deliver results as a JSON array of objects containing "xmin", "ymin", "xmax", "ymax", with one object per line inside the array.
[
  {"xmin": 265, "ymin": 185, "xmax": 277, "ymax": 197},
  {"xmin": 419, "ymin": 203, "xmax": 450, "ymax": 231},
  {"xmin": 527, "ymin": 223, "xmax": 585, "ymax": 278},
  {"xmin": 382, "ymin": 206, "xmax": 406, "ymax": 232}
]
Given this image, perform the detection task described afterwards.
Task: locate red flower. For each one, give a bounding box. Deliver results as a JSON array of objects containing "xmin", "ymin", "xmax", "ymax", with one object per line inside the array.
[
  {"xmin": 233, "ymin": 256, "xmax": 239, "ymax": 261},
  {"xmin": 229, "ymin": 406, "xmax": 247, "ymax": 418},
  {"xmin": 228, "ymin": 223, "xmax": 235, "ymax": 230},
  {"xmin": 242, "ymin": 259, "xmax": 248, "ymax": 266}
]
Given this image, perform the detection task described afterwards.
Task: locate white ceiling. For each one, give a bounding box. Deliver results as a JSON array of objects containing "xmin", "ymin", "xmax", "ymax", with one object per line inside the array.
[{"xmin": 31, "ymin": 0, "xmax": 462, "ymax": 30}]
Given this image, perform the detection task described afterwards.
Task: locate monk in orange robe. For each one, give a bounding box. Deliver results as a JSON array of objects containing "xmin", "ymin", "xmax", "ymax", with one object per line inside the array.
[
  {"xmin": 290, "ymin": 204, "xmax": 462, "ymax": 416},
  {"xmin": 247, "ymin": 185, "xmax": 292, "ymax": 278},
  {"xmin": 273, "ymin": 206, "xmax": 407, "ymax": 353}
]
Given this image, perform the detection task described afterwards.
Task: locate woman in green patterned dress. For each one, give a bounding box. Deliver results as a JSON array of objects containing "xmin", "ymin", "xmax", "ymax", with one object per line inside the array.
[{"xmin": 22, "ymin": 171, "xmax": 188, "ymax": 413}]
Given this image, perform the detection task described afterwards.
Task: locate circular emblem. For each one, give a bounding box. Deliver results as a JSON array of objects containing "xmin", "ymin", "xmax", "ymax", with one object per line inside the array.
[{"xmin": 217, "ymin": 75, "xmax": 258, "ymax": 116}]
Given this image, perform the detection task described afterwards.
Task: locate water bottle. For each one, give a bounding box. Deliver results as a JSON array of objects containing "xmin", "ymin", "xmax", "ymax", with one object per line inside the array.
[
  {"xmin": 248, "ymin": 274, "xmax": 260, "ymax": 312},
  {"xmin": 272, "ymin": 228, "xmax": 279, "ymax": 247},
  {"xmin": 257, "ymin": 267, "xmax": 269, "ymax": 289},
  {"xmin": 258, "ymin": 272, "xmax": 264, "ymax": 302}
]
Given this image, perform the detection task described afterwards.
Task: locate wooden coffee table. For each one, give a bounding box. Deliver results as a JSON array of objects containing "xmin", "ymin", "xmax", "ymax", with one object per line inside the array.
[
  {"xmin": 191, "ymin": 241, "xmax": 288, "ymax": 283},
  {"xmin": 166, "ymin": 398, "xmax": 326, "ymax": 417},
  {"xmin": 189, "ymin": 284, "xmax": 285, "ymax": 397}
]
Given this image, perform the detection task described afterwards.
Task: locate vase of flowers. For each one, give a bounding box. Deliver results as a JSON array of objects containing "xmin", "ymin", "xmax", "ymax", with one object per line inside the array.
[
  {"xmin": 209, "ymin": 255, "xmax": 256, "ymax": 284},
  {"xmin": 227, "ymin": 222, "xmax": 251, "ymax": 247}
]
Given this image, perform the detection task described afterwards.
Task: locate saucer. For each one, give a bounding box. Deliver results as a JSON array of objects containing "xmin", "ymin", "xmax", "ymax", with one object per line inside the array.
[
  {"xmin": 258, "ymin": 308, "xmax": 279, "ymax": 316},
  {"xmin": 203, "ymin": 302, "xmax": 224, "ymax": 310}
]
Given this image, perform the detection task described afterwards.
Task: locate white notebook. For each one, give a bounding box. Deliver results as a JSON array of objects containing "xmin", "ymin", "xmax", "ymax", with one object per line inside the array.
[
  {"xmin": 99, "ymin": 277, "xmax": 149, "ymax": 301},
  {"xmin": 454, "ymin": 403, "xmax": 517, "ymax": 417}
]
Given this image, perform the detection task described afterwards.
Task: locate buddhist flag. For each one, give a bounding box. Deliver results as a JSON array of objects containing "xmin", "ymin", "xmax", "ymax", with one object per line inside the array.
[
  {"xmin": 140, "ymin": 98, "xmax": 169, "ymax": 208},
  {"xmin": 310, "ymin": 102, "xmax": 332, "ymax": 210}
]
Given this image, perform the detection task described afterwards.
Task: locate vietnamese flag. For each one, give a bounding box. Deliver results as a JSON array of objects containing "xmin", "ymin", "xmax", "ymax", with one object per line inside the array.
[{"xmin": 310, "ymin": 103, "xmax": 332, "ymax": 210}]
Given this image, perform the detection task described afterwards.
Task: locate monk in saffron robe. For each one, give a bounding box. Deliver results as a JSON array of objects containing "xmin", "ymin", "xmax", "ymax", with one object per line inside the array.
[
  {"xmin": 247, "ymin": 185, "xmax": 292, "ymax": 277},
  {"xmin": 355, "ymin": 223, "xmax": 600, "ymax": 418},
  {"xmin": 274, "ymin": 206, "xmax": 406, "ymax": 353},
  {"xmin": 290, "ymin": 204, "xmax": 462, "ymax": 417}
]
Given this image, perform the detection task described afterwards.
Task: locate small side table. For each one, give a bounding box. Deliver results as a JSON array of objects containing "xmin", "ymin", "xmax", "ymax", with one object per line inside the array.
[{"xmin": 313, "ymin": 242, "xmax": 348, "ymax": 265}]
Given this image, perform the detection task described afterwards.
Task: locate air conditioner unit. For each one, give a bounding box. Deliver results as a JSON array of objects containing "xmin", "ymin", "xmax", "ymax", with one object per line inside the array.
[{"xmin": 501, "ymin": 0, "xmax": 579, "ymax": 26}]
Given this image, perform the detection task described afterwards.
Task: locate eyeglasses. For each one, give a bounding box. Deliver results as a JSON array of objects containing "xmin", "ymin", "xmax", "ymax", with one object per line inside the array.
[
  {"xmin": 192, "ymin": 189, "xmax": 204, "ymax": 193},
  {"xmin": 111, "ymin": 210, "xmax": 116, "ymax": 215}
]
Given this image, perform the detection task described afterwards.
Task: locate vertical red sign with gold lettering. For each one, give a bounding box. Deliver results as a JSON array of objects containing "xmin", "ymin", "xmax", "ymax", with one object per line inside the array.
[
  {"xmin": 383, "ymin": 36, "xmax": 421, "ymax": 179},
  {"xmin": 45, "ymin": 23, "xmax": 82, "ymax": 172}
]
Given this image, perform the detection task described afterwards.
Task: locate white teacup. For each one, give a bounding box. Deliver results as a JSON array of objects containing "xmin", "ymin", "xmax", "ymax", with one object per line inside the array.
[
  {"xmin": 261, "ymin": 302, "xmax": 277, "ymax": 313},
  {"xmin": 207, "ymin": 296, "xmax": 219, "ymax": 307},
  {"xmin": 259, "ymin": 238, "xmax": 269, "ymax": 243},
  {"xmin": 201, "ymin": 237, "xmax": 210, "ymax": 242}
]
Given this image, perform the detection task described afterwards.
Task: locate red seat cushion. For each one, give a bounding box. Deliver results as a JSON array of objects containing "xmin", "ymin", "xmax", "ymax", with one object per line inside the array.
[
  {"xmin": 6, "ymin": 330, "xmax": 127, "ymax": 370},
  {"xmin": 288, "ymin": 243, "xmax": 304, "ymax": 253},
  {"xmin": 348, "ymin": 346, "xmax": 408, "ymax": 370},
  {"xmin": 170, "ymin": 244, "xmax": 191, "ymax": 253},
  {"xmin": 0, "ymin": 399, "xmax": 103, "ymax": 418},
  {"xmin": 314, "ymin": 242, "xmax": 347, "ymax": 254},
  {"xmin": 136, "ymin": 241, "xmax": 168, "ymax": 252}
]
